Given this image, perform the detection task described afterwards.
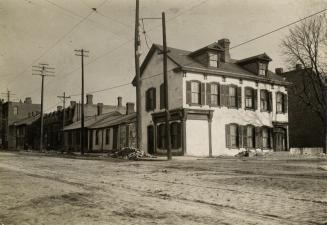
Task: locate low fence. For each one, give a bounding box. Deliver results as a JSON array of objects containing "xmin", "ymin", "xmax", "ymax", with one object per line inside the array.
[{"xmin": 290, "ymin": 147, "xmax": 324, "ymax": 155}]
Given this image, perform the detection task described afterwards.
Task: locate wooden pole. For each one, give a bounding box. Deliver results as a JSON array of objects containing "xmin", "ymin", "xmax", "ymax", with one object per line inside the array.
[
  {"xmin": 40, "ymin": 70, "xmax": 44, "ymax": 152},
  {"xmin": 162, "ymin": 12, "xmax": 172, "ymax": 160},
  {"xmin": 135, "ymin": 0, "xmax": 143, "ymax": 151}
]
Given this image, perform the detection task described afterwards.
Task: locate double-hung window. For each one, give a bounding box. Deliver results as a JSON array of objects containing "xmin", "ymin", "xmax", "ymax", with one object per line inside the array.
[
  {"xmin": 228, "ymin": 86, "xmax": 237, "ymax": 107},
  {"xmin": 260, "ymin": 90, "xmax": 268, "ymax": 111},
  {"xmin": 209, "ymin": 53, "xmax": 218, "ymax": 67},
  {"xmin": 246, "ymin": 126, "xmax": 254, "ymax": 148},
  {"xmin": 276, "ymin": 92, "xmax": 283, "ymax": 113},
  {"xmin": 259, "ymin": 63, "xmax": 267, "ymax": 76},
  {"xmin": 229, "ymin": 124, "xmax": 238, "ymax": 148},
  {"xmin": 191, "ymin": 81, "xmax": 201, "ymax": 104},
  {"xmin": 210, "ymin": 83, "xmax": 219, "ymax": 106},
  {"xmin": 245, "ymin": 88, "xmax": 254, "ymax": 109},
  {"xmin": 262, "ymin": 127, "xmax": 270, "ymax": 148}
]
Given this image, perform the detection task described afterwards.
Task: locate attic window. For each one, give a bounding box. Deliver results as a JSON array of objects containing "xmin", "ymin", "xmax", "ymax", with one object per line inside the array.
[
  {"xmin": 259, "ymin": 63, "xmax": 267, "ymax": 76},
  {"xmin": 209, "ymin": 53, "xmax": 219, "ymax": 67}
]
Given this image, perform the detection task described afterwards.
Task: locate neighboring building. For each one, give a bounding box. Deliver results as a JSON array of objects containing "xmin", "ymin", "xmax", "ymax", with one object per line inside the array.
[
  {"xmin": 63, "ymin": 102, "xmax": 136, "ymax": 152},
  {"xmin": 13, "ymin": 114, "xmax": 40, "ymax": 150},
  {"xmin": 43, "ymin": 94, "xmax": 126, "ymax": 150},
  {"xmin": 278, "ymin": 65, "xmax": 325, "ymax": 148},
  {"xmin": 133, "ymin": 39, "xmax": 290, "ymax": 156},
  {"xmin": 1, "ymin": 97, "xmax": 41, "ymax": 149}
]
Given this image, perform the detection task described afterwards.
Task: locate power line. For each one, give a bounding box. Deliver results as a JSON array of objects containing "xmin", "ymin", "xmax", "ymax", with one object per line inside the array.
[
  {"xmin": 230, "ymin": 8, "xmax": 327, "ymax": 49},
  {"xmin": 6, "ymin": 10, "xmax": 94, "ymax": 87}
]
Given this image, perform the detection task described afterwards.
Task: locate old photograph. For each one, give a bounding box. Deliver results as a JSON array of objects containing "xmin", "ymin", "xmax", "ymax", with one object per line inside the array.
[{"xmin": 0, "ymin": 0, "xmax": 327, "ymax": 224}]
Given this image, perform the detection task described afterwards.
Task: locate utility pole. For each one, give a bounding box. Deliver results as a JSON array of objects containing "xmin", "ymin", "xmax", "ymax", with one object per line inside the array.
[
  {"xmin": 161, "ymin": 12, "xmax": 172, "ymax": 160},
  {"xmin": 1, "ymin": 89, "xmax": 16, "ymax": 102},
  {"xmin": 75, "ymin": 49, "xmax": 89, "ymax": 155},
  {"xmin": 57, "ymin": 92, "xmax": 70, "ymax": 153},
  {"xmin": 135, "ymin": 0, "xmax": 143, "ymax": 151},
  {"xmin": 32, "ymin": 63, "xmax": 55, "ymax": 152}
]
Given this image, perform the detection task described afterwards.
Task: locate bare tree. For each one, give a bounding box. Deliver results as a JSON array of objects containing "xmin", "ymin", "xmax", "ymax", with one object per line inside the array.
[{"xmin": 282, "ymin": 14, "xmax": 327, "ymax": 153}]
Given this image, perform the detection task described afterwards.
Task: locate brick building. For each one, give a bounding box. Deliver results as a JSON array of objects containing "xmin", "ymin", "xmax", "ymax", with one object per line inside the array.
[
  {"xmin": 43, "ymin": 94, "xmax": 126, "ymax": 150},
  {"xmin": 133, "ymin": 39, "xmax": 290, "ymax": 156},
  {"xmin": 1, "ymin": 97, "xmax": 41, "ymax": 149},
  {"xmin": 277, "ymin": 65, "xmax": 325, "ymax": 149}
]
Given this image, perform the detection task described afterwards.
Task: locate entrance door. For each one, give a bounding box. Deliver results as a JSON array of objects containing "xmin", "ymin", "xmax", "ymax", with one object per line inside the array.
[
  {"xmin": 113, "ymin": 126, "xmax": 118, "ymax": 150},
  {"xmin": 147, "ymin": 125, "xmax": 154, "ymax": 154},
  {"xmin": 274, "ymin": 128, "xmax": 286, "ymax": 151}
]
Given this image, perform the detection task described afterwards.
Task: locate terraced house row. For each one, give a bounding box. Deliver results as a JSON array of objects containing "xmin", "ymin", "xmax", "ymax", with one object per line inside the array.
[{"xmin": 134, "ymin": 38, "xmax": 290, "ymax": 156}]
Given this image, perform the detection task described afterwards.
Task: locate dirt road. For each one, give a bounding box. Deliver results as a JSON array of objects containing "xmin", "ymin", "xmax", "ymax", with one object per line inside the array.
[{"xmin": 0, "ymin": 152, "xmax": 326, "ymax": 225}]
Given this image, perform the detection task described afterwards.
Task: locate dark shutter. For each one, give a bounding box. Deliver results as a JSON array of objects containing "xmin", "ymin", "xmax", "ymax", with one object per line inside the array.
[
  {"xmin": 217, "ymin": 83, "xmax": 221, "ymax": 106},
  {"xmin": 243, "ymin": 126, "xmax": 247, "ymax": 148},
  {"xmin": 177, "ymin": 123, "xmax": 181, "ymax": 148},
  {"xmin": 201, "ymin": 83, "xmax": 205, "ymax": 105},
  {"xmin": 283, "ymin": 93, "xmax": 288, "ymax": 113},
  {"xmin": 238, "ymin": 125, "xmax": 243, "ymax": 148},
  {"xmin": 186, "ymin": 81, "xmax": 191, "ymax": 104},
  {"xmin": 255, "ymin": 127, "xmax": 262, "ymax": 149},
  {"xmin": 268, "ymin": 91, "xmax": 273, "ymax": 112},
  {"xmin": 225, "ymin": 124, "xmax": 230, "ymax": 148},
  {"xmin": 160, "ymin": 83, "xmax": 165, "ymax": 109},
  {"xmin": 237, "ymin": 86, "xmax": 242, "ymax": 109},
  {"xmin": 145, "ymin": 89, "xmax": 150, "ymax": 111},
  {"xmin": 220, "ymin": 85, "xmax": 229, "ymax": 107},
  {"xmin": 253, "ymin": 89, "xmax": 258, "ymax": 110},
  {"xmin": 269, "ymin": 127, "xmax": 274, "ymax": 149},
  {"xmin": 152, "ymin": 88, "xmax": 156, "ymax": 110},
  {"xmin": 206, "ymin": 83, "xmax": 211, "ymax": 106}
]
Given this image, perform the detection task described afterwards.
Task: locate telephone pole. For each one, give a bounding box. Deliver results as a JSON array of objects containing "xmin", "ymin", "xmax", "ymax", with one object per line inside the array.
[
  {"xmin": 135, "ymin": 0, "xmax": 143, "ymax": 151},
  {"xmin": 57, "ymin": 92, "xmax": 70, "ymax": 152},
  {"xmin": 162, "ymin": 12, "xmax": 172, "ymax": 160},
  {"xmin": 75, "ymin": 49, "xmax": 89, "ymax": 155},
  {"xmin": 1, "ymin": 89, "xmax": 16, "ymax": 102},
  {"xmin": 32, "ymin": 63, "xmax": 55, "ymax": 152}
]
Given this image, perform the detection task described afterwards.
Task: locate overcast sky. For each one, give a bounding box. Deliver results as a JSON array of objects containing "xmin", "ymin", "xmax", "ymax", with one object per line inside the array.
[{"xmin": 1, "ymin": 0, "xmax": 327, "ymax": 112}]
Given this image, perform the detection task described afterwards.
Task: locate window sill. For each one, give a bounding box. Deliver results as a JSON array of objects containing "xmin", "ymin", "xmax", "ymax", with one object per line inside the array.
[{"xmin": 245, "ymin": 107, "xmax": 255, "ymax": 111}]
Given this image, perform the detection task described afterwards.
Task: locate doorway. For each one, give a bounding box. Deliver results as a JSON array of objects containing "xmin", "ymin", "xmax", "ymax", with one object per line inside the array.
[
  {"xmin": 147, "ymin": 125, "xmax": 154, "ymax": 154},
  {"xmin": 274, "ymin": 128, "xmax": 286, "ymax": 151}
]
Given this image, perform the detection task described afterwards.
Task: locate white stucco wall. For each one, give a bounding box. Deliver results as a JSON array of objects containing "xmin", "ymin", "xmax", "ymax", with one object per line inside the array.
[
  {"xmin": 140, "ymin": 49, "xmax": 183, "ymax": 153},
  {"xmin": 183, "ymin": 72, "xmax": 289, "ymax": 156},
  {"xmin": 186, "ymin": 120, "xmax": 209, "ymax": 156}
]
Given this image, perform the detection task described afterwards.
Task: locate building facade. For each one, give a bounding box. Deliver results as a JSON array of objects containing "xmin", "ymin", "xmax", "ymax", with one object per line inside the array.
[
  {"xmin": 134, "ymin": 39, "xmax": 290, "ymax": 156},
  {"xmin": 278, "ymin": 65, "xmax": 325, "ymax": 149},
  {"xmin": 1, "ymin": 97, "xmax": 41, "ymax": 149}
]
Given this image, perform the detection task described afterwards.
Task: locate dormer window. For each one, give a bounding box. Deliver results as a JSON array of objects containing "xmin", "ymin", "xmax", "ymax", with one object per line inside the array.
[
  {"xmin": 209, "ymin": 53, "xmax": 219, "ymax": 67},
  {"xmin": 259, "ymin": 63, "xmax": 267, "ymax": 76}
]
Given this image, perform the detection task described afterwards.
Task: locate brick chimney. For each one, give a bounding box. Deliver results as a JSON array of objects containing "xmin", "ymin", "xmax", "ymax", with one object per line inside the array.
[
  {"xmin": 117, "ymin": 96, "xmax": 122, "ymax": 107},
  {"xmin": 24, "ymin": 97, "xmax": 32, "ymax": 104},
  {"xmin": 218, "ymin": 38, "xmax": 231, "ymax": 63},
  {"xmin": 57, "ymin": 106, "xmax": 63, "ymax": 111},
  {"xmin": 296, "ymin": 64, "xmax": 303, "ymax": 70},
  {"xmin": 97, "ymin": 103, "xmax": 103, "ymax": 115},
  {"xmin": 126, "ymin": 102, "xmax": 135, "ymax": 115},
  {"xmin": 86, "ymin": 94, "xmax": 93, "ymax": 105},
  {"xmin": 275, "ymin": 68, "xmax": 283, "ymax": 75}
]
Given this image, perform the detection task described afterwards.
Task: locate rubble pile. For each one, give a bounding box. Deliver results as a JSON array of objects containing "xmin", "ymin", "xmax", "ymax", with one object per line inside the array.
[{"xmin": 110, "ymin": 147, "xmax": 156, "ymax": 160}]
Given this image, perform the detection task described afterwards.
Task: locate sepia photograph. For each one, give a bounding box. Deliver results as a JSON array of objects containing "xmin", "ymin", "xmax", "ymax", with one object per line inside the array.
[{"xmin": 0, "ymin": 0, "xmax": 327, "ymax": 224}]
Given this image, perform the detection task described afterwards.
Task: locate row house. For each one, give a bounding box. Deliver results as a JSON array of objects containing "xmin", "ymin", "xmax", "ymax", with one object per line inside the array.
[
  {"xmin": 43, "ymin": 94, "xmax": 126, "ymax": 150},
  {"xmin": 1, "ymin": 97, "xmax": 41, "ymax": 149},
  {"xmin": 133, "ymin": 39, "xmax": 290, "ymax": 156},
  {"xmin": 13, "ymin": 114, "xmax": 40, "ymax": 150},
  {"xmin": 63, "ymin": 101, "xmax": 136, "ymax": 152}
]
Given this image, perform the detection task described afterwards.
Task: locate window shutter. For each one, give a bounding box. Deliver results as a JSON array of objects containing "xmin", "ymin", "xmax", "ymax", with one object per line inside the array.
[
  {"xmin": 283, "ymin": 93, "xmax": 288, "ymax": 113},
  {"xmin": 201, "ymin": 83, "xmax": 205, "ymax": 105},
  {"xmin": 269, "ymin": 127, "xmax": 274, "ymax": 149},
  {"xmin": 238, "ymin": 125, "xmax": 243, "ymax": 148},
  {"xmin": 225, "ymin": 124, "xmax": 230, "ymax": 148},
  {"xmin": 186, "ymin": 81, "xmax": 191, "ymax": 104},
  {"xmin": 145, "ymin": 89, "xmax": 150, "ymax": 111},
  {"xmin": 206, "ymin": 83, "xmax": 211, "ymax": 106},
  {"xmin": 160, "ymin": 84, "xmax": 165, "ymax": 109},
  {"xmin": 268, "ymin": 91, "xmax": 273, "ymax": 112},
  {"xmin": 217, "ymin": 83, "xmax": 221, "ymax": 106},
  {"xmin": 152, "ymin": 88, "xmax": 156, "ymax": 110},
  {"xmin": 253, "ymin": 89, "xmax": 258, "ymax": 110},
  {"xmin": 255, "ymin": 127, "xmax": 262, "ymax": 149},
  {"xmin": 237, "ymin": 86, "xmax": 242, "ymax": 109},
  {"xmin": 220, "ymin": 85, "xmax": 229, "ymax": 107},
  {"xmin": 177, "ymin": 123, "xmax": 181, "ymax": 148},
  {"xmin": 243, "ymin": 126, "xmax": 247, "ymax": 148}
]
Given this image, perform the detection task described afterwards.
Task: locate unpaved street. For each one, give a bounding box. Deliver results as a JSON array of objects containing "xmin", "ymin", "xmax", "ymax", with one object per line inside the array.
[{"xmin": 0, "ymin": 152, "xmax": 326, "ymax": 225}]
